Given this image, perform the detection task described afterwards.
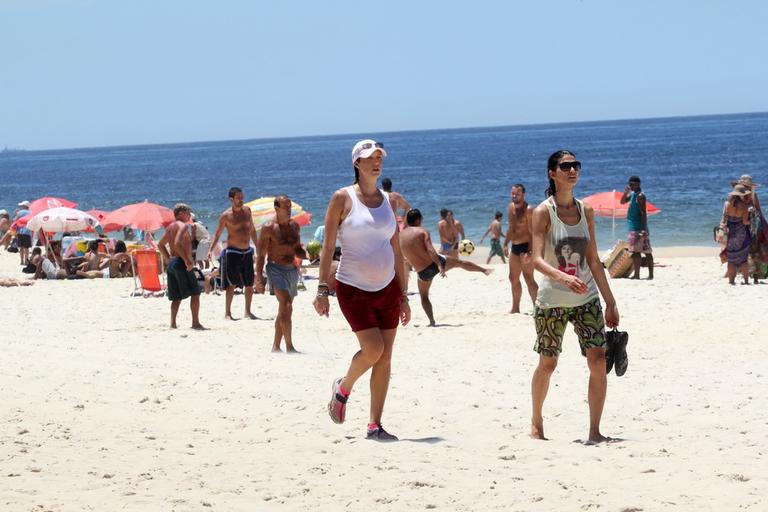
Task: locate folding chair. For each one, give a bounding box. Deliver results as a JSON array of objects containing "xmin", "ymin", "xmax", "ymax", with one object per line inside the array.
[{"xmin": 131, "ymin": 249, "xmax": 166, "ymax": 297}]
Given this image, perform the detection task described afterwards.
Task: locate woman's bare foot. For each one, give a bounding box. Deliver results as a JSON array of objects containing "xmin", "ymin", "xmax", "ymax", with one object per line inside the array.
[{"xmin": 530, "ymin": 422, "xmax": 547, "ymax": 440}]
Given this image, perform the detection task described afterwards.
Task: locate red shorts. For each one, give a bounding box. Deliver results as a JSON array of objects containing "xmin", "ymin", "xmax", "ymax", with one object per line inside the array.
[{"xmin": 336, "ymin": 278, "xmax": 401, "ymax": 332}]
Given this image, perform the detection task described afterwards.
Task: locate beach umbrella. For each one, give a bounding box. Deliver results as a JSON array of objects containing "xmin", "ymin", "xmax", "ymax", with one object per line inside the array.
[
  {"xmin": 104, "ymin": 200, "xmax": 175, "ymax": 232},
  {"xmin": 582, "ymin": 190, "xmax": 661, "ymax": 241},
  {"xmin": 14, "ymin": 196, "xmax": 79, "ymax": 228},
  {"xmin": 86, "ymin": 209, "xmax": 123, "ymax": 232},
  {"xmin": 28, "ymin": 196, "xmax": 78, "ymax": 214},
  {"xmin": 245, "ymin": 197, "xmax": 312, "ymax": 230},
  {"xmin": 26, "ymin": 207, "xmax": 99, "ymax": 233}
]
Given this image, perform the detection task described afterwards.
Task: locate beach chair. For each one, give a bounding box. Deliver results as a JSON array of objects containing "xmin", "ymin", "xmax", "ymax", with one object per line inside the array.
[{"xmin": 131, "ymin": 249, "xmax": 166, "ymax": 297}]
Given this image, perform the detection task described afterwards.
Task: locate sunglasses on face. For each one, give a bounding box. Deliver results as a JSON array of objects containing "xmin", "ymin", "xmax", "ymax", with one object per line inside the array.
[
  {"xmin": 557, "ymin": 161, "xmax": 581, "ymax": 171},
  {"xmin": 359, "ymin": 142, "xmax": 385, "ymax": 150}
]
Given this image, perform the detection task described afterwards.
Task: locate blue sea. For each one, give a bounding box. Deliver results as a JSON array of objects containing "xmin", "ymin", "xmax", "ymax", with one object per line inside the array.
[{"xmin": 2, "ymin": 112, "xmax": 767, "ymax": 249}]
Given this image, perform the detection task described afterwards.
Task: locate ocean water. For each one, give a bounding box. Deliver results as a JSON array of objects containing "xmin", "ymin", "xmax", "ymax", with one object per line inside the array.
[{"xmin": 2, "ymin": 112, "xmax": 767, "ymax": 249}]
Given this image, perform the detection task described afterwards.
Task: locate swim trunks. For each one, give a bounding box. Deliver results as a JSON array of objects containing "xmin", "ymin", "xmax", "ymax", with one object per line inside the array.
[
  {"xmin": 222, "ymin": 247, "xmax": 255, "ymax": 288},
  {"xmin": 166, "ymin": 257, "xmax": 201, "ymax": 301},
  {"xmin": 511, "ymin": 242, "xmax": 530, "ymax": 255},
  {"xmin": 440, "ymin": 242, "xmax": 453, "ymax": 253},
  {"xmin": 533, "ymin": 297, "xmax": 606, "ymax": 357},
  {"xmin": 627, "ymin": 231, "xmax": 652, "ymax": 253},
  {"xmin": 336, "ymin": 278, "xmax": 401, "ymax": 332},
  {"xmin": 489, "ymin": 238, "xmax": 504, "ymax": 257},
  {"xmin": 266, "ymin": 261, "xmax": 299, "ymax": 297},
  {"xmin": 417, "ymin": 255, "xmax": 446, "ymax": 282}
]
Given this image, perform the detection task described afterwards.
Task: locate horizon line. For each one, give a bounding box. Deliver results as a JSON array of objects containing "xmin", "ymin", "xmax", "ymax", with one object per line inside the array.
[{"xmin": 4, "ymin": 110, "xmax": 767, "ymax": 154}]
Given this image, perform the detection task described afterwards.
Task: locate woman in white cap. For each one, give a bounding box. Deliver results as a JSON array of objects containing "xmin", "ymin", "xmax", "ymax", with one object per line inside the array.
[
  {"xmin": 724, "ymin": 184, "xmax": 753, "ymax": 285},
  {"xmin": 313, "ymin": 139, "xmax": 410, "ymax": 441}
]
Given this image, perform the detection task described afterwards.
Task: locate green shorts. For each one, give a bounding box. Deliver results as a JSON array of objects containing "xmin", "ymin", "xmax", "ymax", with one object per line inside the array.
[
  {"xmin": 534, "ymin": 297, "xmax": 606, "ymax": 357},
  {"xmin": 489, "ymin": 238, "xmax": 504, "ymax": 257}
]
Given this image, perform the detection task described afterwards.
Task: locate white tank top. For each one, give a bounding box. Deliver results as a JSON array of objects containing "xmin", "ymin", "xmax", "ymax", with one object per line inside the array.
[
  {"xmin": 536, "ymin": 197, "xmax": 599, "ymax": 308},
  {"xmin": 335, "ymin": 186, "xmax": 397, "ymax": 291}
]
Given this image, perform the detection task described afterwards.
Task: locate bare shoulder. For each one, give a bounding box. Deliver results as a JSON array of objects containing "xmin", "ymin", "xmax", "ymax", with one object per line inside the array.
[{"xmin": 582, "ymin": 201, "xmax": 595, "ymax": 221}]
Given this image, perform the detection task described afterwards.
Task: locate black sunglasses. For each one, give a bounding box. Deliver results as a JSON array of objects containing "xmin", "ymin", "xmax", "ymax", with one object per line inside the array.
[
  {"xmin": 359, "ymin": 142, "xmax": 384, "ymax": 150},
  {"xmin": 558, "ymin": 161, "xmax": 581, "ymax": 171}
]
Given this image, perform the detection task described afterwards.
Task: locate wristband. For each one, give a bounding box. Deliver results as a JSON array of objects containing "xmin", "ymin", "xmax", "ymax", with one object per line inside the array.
[{"xmin": 316, "ymin": 290, "xmax": 329, "ymax": 298}]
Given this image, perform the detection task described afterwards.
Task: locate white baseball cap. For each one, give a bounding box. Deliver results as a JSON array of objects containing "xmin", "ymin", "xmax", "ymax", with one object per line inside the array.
[
  {"xmin": 18, "ymin": 200, "xmax": 30, "ymax": 207},
  {"xmin": 351, "ymin": 139, "xmax": 387, "ymax": 163},
  {"xmin": 0, "ymin": 209, "xmax": 8, "ymax": 215}
]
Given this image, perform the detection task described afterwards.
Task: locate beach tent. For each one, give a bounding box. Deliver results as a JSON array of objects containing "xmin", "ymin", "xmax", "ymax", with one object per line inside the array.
[
  {"xmin": 245, "ymin": 196, "xmax": 312, "ymax": 230},
  {"xmin": 104, "ymin": 200, "xmax": 174, "ymax": 232},
  {"xmin": 582, "ymin": 190, "xmax": 661, "ymax": 241}
]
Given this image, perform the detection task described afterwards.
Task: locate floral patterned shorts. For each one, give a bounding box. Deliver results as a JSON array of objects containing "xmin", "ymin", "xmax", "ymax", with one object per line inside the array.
[{"xmin": 534, "ymin": 297, "xmax": 606, "ymax": 357}]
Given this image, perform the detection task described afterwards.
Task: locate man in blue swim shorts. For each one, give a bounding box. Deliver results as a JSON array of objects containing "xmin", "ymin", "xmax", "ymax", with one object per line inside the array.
[{"xmin": 256, "ymin": 195, "xmax": 307, "ymax": 353}]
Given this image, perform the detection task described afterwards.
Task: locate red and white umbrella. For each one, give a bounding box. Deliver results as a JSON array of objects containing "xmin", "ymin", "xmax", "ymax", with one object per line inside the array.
[{"xmin": 26, "ymin": 207, "xmax": 99, "ymax": 233}]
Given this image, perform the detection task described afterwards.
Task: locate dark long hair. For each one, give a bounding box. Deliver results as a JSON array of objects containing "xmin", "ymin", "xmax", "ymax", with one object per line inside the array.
[
  {"xmin": 353, "ymin": 164, "xmax": 359, "ymax": 184},
  {"xmin": 545, "ymin": 150, "xmax": 576, "ymax": 197}
]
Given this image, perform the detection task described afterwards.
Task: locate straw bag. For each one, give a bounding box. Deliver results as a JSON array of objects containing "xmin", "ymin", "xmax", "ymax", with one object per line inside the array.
[{"xmin": 714, "ymin": 203, "xmax": 728, "ymax": 244}]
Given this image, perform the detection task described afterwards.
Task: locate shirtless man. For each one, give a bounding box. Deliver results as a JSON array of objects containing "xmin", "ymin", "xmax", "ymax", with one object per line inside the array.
[
  {"xmin": 503, "ymin": 184, "xmax": 539, "ymax": 313},
  {"xmin": 400, "ymin": 209, "xmax": 492, "ymax": 326},
  {"xmin": 255, "ymin": 195, "xmax": 306, "ymax": 352},
  {"xmin": 159, "ymin": 203, "xmax": 205, "ymax": 330},
  {"xmin": 209, "ymin": 187, "xmax": 259, "ymax": 320},
  {"xmin": 381, "ymin": 177, "xmax": 411, "ymax": 221},
  {"xmin": 437, "ymin": 208, "xmax": 457, "ymax": 257},
  {"xmin": 76, "ymin": 240, "xmax": 110, "ymax": 278},
  {"xmin": 480, "ymin": 211, "xmax": 506, "ymax": 264},
  {"xmin": 450, "ymin": 211, "xmax": 465, "ymax": 242}
]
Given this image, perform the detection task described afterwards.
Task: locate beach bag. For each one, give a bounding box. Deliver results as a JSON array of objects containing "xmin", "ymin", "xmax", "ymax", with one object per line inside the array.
[
  {"xmin": 714, "ymin": 204, "xmax": 728, "ymax": 244},
  {"xmin": 605, "ymin": 328, "xmax": 629, "ymax": 376}
]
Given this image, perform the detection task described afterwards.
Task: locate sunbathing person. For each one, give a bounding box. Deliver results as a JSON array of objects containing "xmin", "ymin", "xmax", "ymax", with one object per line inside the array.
[
  {"xmin": 76, "ymin": 240, "xmax": 110, "ymax": 279},
  {"xmin": 31, "ymin": 247, "xmax": 67, "ymax": 280},
  {"xmin": 107, "ymin": 240, "xmax": 133, "ymax": 278},
  {"xmin": 0, "ymin": 276, "xmax": 34, "ymax": 287}
]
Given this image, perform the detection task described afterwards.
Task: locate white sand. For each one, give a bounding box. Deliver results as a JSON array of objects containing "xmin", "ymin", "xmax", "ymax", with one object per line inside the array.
[{"xmin": 1, "ymin": 245, "xmax": 765, "ymax": 511}]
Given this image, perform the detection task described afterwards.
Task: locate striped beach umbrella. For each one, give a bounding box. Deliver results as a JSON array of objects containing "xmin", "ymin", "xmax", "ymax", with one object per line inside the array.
[{"xmin": 245, "ymin": 197, "xmax": 312, "ymax": 230}]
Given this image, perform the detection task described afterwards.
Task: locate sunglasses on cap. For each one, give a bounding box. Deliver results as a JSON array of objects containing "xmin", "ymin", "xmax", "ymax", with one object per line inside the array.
[
  {"xmin": 557, "ymin": 161, "xmax": 581, "ymax": 171},
  {"xmin": 358, "ymin": 142, "xmax": 385, "ymax": 151}
]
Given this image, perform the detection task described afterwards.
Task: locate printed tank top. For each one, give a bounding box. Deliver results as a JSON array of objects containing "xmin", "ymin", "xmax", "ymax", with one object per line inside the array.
[
  {"xmin": 335, "ymin": 185, "xmax": 397, "ymax": 292},
  {"xmin": 536, "ymin": 197, "xmax": 599, "ymax": 308}
]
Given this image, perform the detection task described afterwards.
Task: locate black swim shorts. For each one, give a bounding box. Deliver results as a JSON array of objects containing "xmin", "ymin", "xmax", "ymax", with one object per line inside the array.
[
  {"xmin": 417, "ymin": 255, "xmax": 446, "ymax": 282},
  {"xmin": 511, "ymin": 242, "xmax": 530, "ymax": 256},
  {"xmin": 167, "ymin": 257, "xmax": 201, "ymax": 301},
  {"xmin": 16, "ymin": 233, "xmax": 32, "ymax": 248},
  {"xmin": 222, "ymin": 247, "xmax": 255, "ymax": 288}
]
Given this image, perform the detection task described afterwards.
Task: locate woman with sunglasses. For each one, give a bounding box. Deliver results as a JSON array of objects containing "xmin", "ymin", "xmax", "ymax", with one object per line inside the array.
[
  {"xmin": 313, "ymin": 139, "xmax": 410, "ymax": 441},
  {"xmin": 529, "ymin": 150, "xmax": 620, "ymax": 444}
]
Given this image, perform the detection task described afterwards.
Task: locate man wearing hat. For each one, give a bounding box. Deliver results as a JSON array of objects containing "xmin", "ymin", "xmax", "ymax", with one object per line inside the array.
[{"xmin": 620, "ymin": 176, "xmax": 654, "ymax": 279}]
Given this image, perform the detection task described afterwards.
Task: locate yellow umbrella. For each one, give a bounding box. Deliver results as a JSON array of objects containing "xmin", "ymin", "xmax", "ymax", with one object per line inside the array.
[{"xmin": 245, "ymin": 197, "xmax": 312, "ymax": 230}]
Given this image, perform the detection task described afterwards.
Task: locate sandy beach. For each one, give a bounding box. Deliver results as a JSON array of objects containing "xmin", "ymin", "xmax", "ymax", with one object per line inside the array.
[{"xmin": 1, "ymin": 245, "xmax": 766, "ymax": 511}]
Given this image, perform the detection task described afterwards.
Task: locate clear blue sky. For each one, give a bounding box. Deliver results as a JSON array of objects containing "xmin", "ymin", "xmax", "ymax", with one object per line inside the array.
[{"xmin": 2, "ymin": 0, "xmax": 766, "ymax": 150}]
